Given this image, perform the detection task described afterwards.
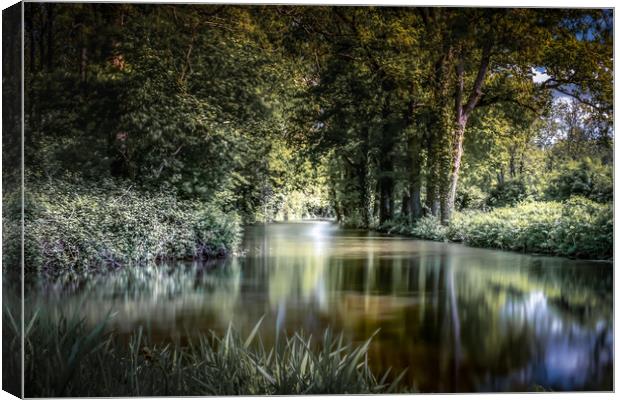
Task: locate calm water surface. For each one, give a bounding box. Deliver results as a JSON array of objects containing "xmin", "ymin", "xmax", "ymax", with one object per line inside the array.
[{"xmin": 36, "ymin": 221, "xmax": 613, "ymax": 392}]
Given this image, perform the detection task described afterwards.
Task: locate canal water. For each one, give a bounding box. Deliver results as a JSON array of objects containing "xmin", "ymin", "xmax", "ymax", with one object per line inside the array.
[{"xmin": 35, "ymin": 221, "xmax": 613, "ymax": 392}]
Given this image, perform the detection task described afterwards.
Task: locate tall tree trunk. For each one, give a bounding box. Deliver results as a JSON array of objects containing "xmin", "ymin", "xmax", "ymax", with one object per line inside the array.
[
  {"xmin": 357, "ymin": 164, "xmax": 370, "ymax": 228},
  {"xmin": 425, "ymin": 137, "xmax": 440, "ymax": 218},
  {"xmin": 373, "ymin": 180, "xmax": 381, "ymax": 219},
  {"xmin": 426, "ymin": 178, "xmax": 440, "ymax": 216},
  {"xmin": 409, "ymin": 132, "xmax": 423, "ymax": 221},
  {"xmin": 401, "ymin": 192, "xmax": 410, "ymax": 217},
  {"xmin": 379, "ymin": 172, "xmax": 394, "ymax": 224},
  {"xmin": 519, "ymin": 150, "xmax": 526, "ymax": 175},
  {"xmin": 378, "ymin": 115, "xmax": 395, "ymax": 225},
  {"xmin": 330, "ymin": 184, "xmax": 342, "ymax": 223},
  {"xmin": 445, "ymin": 121, "xmax": 466, "ymax": 222},
  {"xmin": 410, "ymin": 183, "xmax": 423, "ymax": 220},
  {"xmin": 441, "ymin": 42, "xmax": 491, "ymax": 224},
  {"xmin": 440, "ymin": 193, "xmax": 450, "ymax": 225},
  {"xmin": 431, "ymin": 44, "xmax": 454, "ymax": 223},
  {"xmin": 358, "ymin": 127, "xmax": 371, "ymax": 228},
  {"xmin": 429, "ymin": 108, "xmax": 451, "ymax": 221},
  {"xmin": 509, "ymin": 145, "xmax": 517, "ymax": 178}
]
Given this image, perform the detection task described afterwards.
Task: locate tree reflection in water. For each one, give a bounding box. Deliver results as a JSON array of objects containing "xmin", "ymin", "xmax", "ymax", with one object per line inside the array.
[{"xmin": 33, "ymin": 222, "xmax": 612, "ymax": 392}]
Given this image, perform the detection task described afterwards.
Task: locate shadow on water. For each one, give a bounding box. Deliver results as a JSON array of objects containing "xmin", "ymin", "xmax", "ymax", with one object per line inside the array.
[{"xmin": 30, "ymin": 221, "xmax": 613, "ymax": 392}]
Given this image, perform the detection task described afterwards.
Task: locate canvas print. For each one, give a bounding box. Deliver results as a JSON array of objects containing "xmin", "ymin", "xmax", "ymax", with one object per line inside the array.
[{"xmin": 2, "ymin": 2, "xmax": 614, "ymax": 397}]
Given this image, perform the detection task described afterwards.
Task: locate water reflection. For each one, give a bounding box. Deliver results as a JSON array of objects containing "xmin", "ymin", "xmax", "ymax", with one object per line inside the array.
[{"xmin": 32, "ymin": 221, "xmax": 613, "ymax": 392}]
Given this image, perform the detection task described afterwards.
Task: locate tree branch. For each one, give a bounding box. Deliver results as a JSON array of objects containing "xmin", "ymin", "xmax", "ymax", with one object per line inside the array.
[
  {"xmin": 477, "ymin": 93, "xmax": 541, "ymax": 115},
  {"xmin": 462, "ymin": 42, "xmax": 492, "ymax": 118},
  {"xmin": 551, "ymin": 87, "xmax": 604, "ymax": 113}
]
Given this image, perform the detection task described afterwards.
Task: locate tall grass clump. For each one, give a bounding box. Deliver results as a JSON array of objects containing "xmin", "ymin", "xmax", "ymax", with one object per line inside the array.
[
  {"xmin": 5, "ymin": 304, "xmax": 407, "ymax": 397},
  {"xmin": 4, "ymin": 179, "xmax": 241, "ymax": 273}
]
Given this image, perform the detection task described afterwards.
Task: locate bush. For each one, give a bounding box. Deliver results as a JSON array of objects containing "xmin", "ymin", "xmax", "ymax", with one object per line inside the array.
[
  {"xmin": 409, "ymin": 216, "xmax": 448, "ymax": 241},
  {"xmin": 4, "ymin": 179, "xmax": 241, "ymax": 273},
  {"xmin": 486, "ymin": 180, "xmax": 529, "ymax": 208},
  {"xmin": 378, "ymin": 215, "xmax": 411, "ymax": 235},
  {"xmin": 546, "ymin": 158, "xmax": 613, "ymax": 203},
  {"xmin": 452, "ymin": 197, "xmax": 612, "ymax": 259},
  {"xmin": 552, "ymin": 197, "xmax": 613, "ymax": 258},
  {"xmin": 455, "ymin": 185, "xmax": 487, "ymax": 210},
  {"xmin": 379, "ymin": 215, "xmax": 448, "ymax": 242},
  {"xmin": 445, "ymin": 211, "xmax": 468, "ymax": 242},
  {"xmin": 382, "ymin": 197, "xmax": 612, "ymax": 260},
  {"xmin": 453, "ymin": 202, "xmax": 562, "ymax": 254},
  {"xmin": 341, "ymin": 212, "xmax": 366, "ymax": 229}
]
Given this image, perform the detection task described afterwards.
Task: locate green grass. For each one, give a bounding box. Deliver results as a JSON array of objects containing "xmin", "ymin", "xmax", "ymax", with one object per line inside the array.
[{"xmin": 4, "ymin": 303, "xmax": 408, "ymax": 397}]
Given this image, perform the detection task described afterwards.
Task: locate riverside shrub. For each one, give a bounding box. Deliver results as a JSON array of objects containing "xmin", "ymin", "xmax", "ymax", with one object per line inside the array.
[
  {"xmin": 409, "ymin": 216, "xmax": 449, "ymax": 241},
  {"xmin": 4, "ymin": 180, "xmax": 241, "ymax": 273},
  {"xmin": 453, "ymin": 198, "xmax": 612, "ymax": 258},
  {"xmin": 453, "ymin": 202, "xmax": 563, "ymax": 254},
  {"xmin": 396, "ymin": 197, "xmax": 611, "ymax": 259},
  {"xmin": 551, "ymin": 196, "xmax": 613, "ymax": 259}
]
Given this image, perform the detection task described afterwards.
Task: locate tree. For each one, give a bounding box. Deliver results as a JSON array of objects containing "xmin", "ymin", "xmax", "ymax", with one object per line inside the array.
[
  {"xmin": 414, "ymin": 8, "xmax": 612, "ymax": 223},
  {"xmin": 22, "ymin": 5, "xmax": 613, "ymax": 228}
]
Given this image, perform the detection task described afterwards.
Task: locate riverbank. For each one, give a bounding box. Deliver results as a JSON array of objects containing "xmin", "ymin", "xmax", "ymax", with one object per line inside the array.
[
  {"xmin": 4, "ymin": 180, "xmax": 611, "ymax": 274},
  {"xmin": 3, "ymin": 180, "xmax": 242, "ymax": 273},
  {"xmin": 379, "ymin": 197, "xmax": 612, "ymax": 260}
]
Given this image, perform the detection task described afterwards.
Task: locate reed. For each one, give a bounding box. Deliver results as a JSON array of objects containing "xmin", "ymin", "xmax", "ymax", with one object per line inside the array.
[{"xmin": 4, "ymin": 303, "xmax": 408, "ymax": 397}]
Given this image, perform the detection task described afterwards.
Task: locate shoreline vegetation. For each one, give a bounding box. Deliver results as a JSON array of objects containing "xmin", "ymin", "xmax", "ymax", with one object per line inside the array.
[
  {"xmin": 3, "ymin": 179, "xmax": 611, "ymax": 276},
  {"xmin": 377, "ymin": 197, "xmax": 613, "ymax": 261},
  {"xmin": 4, "ymin": 179, "xmax": 242, "ymax": 274},
  {"xmin": 3, "ymin": 303, "xmax": 409, "ymax": 397}
]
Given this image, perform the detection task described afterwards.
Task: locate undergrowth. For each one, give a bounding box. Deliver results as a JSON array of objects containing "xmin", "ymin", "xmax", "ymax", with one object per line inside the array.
[
  {"xmin": 3, "ymin": 179, "xmax": 242, "ymax": 273},
  {"xmin": 380, "ymin": 196, "xmax": 612, "ymax": 259}
]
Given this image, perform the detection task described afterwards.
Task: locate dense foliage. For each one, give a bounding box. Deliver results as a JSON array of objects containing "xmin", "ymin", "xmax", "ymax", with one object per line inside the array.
[
  {"xmin": 4, "ymin": 180, "xmax": 241, "ymax": 273},
  {"xmin": 383, "ymin": 197, "xmax": 612, "ymax": 259},
  {"xmin": 22, "ymin": 4, "xmax": 327, "ymax": 225},
  {"xmin": 287, "ymin": 8, "xmax": 613, "ymax": 227}
]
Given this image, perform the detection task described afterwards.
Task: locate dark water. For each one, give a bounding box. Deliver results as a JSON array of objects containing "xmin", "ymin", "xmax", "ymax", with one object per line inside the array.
[{"xmin": 35, "ymin": 221, "xmax": 613, "ymax": 392}]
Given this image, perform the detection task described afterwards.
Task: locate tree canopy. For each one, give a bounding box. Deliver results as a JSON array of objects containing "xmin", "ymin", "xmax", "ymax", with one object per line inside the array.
[{"xmin": 22, "ymin": 4, "xmax": 613, "ymax": 226}]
